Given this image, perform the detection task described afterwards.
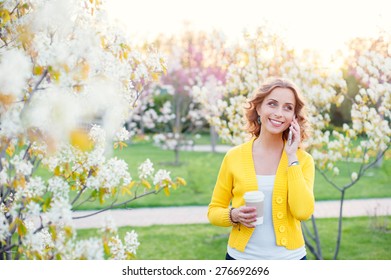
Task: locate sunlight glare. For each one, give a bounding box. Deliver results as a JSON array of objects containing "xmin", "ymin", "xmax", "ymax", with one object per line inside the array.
[{"xmin": 105, "ymin": 0, "xmax": 391, "ymax": 64}]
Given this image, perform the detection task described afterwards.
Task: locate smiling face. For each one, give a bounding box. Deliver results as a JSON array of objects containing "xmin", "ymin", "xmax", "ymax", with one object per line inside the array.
[
  {"xmin": 257, "ymin": 87, "xmax": 296, "ymax": 135},
  {"xmin": 244, "ymin": 77, "xmax": 308, "ymax": 142}
]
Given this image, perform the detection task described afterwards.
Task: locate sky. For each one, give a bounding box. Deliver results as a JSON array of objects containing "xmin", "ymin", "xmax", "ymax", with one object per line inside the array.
[{"xmin": 105, "ymin": 0, "xmax": 391, "ymax": 60}]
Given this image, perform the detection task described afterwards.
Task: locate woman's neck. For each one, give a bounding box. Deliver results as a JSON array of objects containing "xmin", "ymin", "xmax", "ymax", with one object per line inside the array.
[
  {"xmin": 255, "ymin": 131, "xmax": 283, "ymax": 150},
  {"xmin": 252, "ymin": 131, "xmax": 284, "ymax": 175}
]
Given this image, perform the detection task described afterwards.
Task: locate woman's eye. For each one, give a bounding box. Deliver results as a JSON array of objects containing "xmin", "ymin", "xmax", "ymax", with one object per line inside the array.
[
  {"xmin": 284, "ymin": 105, "xmax": 293, "ymax": 111},
  {"xmin": 268, "ymin": 102, "xmax": 277, "ymax": 107}
]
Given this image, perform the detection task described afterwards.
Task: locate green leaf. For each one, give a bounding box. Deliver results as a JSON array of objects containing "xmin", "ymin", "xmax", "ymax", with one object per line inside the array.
[
  {"xmin": 99, "ymin": 188, "xmax": 105, "ymax": 204},
  {"xmin": 49, "ymin": 225, "xmax": 57, "ymax": 241},
  {"xmin": 16, "ymin": 218, "xmax": 27, "ymax": 237},
  {"xmin": 141, "ymin": 179, "xmax": 151, "ymax": 189},
  {"xmin": 42, "ymin": 195, "xmax": 52, "ymax": 212}
]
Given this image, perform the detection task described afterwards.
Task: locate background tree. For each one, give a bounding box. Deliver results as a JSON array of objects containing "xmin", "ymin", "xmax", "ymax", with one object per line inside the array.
[
  {"xmin": 304, "ymin": 35, "xmax": 390, "ymax": 259},
  {"xmin": 127, "ymin": 27, "xmax": 229, "ymax": 163}
]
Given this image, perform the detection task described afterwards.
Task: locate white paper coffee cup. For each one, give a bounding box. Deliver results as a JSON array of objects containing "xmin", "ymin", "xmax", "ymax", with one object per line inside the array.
[{"xmin": 244, "ymin": 191, "xmax": 265, "ymax": 225}]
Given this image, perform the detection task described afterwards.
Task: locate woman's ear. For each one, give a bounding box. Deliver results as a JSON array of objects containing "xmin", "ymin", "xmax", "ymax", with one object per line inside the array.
[{"xmin": 256, "ymin": 106, "xmax": 262, "ymax": 116}]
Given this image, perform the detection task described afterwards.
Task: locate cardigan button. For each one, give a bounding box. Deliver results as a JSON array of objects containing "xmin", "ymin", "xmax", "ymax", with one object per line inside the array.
[
  {"xmin": 277, "ymin": 212, "xmax": 283, "ymax": 219},
  {"xmin": 281, "ymin": 238, "xmax": 287, "ymax": 246},
  {"xmin": 276, "ymin": 196, "xmax": 283, "ymax": 204},
  {"xmin": 279, "ymin": 225, "xmax": 286, "ymax": 233}
]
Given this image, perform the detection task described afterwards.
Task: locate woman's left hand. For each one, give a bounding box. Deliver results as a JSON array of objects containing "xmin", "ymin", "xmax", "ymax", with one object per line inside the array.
[{"xmin": 285, "ymin": 116, "xmax": 300, "ymax": 156}]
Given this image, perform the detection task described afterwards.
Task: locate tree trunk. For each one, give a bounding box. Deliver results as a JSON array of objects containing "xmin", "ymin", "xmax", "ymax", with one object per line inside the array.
[
  {"xmin": 174, "ymin": 147, "xmax": 180, "ymax": 165},
  {"xmin": 375, "ymin": 152, "xmax": 383, "ymax": 168},
  {"xmin": 333, "ymin": 189, "xmax": 345, "ymax": 260},
  {"xmin": 173, "ymin": 91, "xmax": 182, "ymax": 165},
  {"xmin": 210, "ymin": 126, "xmax": 217, "ymax": 153},
  {"xmin": 303, "ymin": 215, "xmax": 323, "ymax": 260}
]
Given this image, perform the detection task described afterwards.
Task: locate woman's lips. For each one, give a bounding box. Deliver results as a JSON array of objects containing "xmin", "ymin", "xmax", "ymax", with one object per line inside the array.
[{"xmin": 269, "ymin": 118, "xmax": 284, "ymax": 127}]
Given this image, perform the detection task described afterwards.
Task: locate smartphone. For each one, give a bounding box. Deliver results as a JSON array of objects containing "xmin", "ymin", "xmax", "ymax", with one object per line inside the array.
[
  {"xmin": 288, "ymin": 115, "xmax": 296, "ymax": 146},
  {"xmin": 288, "ymin": 130, "xmax": 293, "ymax": 146}
]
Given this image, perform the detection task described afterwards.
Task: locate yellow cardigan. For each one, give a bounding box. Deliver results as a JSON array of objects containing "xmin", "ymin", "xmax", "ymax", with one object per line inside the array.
[{"xmin": 207, "ymin": 138, "xmax": 315, "ymax": 252}]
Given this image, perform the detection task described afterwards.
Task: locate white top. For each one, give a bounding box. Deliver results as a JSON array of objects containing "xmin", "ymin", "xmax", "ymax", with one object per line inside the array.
[{"xmin": 227, "ymin": 175, "xmax": 306, "ymax": 260}]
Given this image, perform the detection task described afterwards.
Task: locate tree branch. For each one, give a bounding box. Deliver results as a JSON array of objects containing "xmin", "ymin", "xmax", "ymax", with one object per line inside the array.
[
  {"xmin": 72, "ymin": 187, "xmax": 165, "ymax": 219},
  {"xmin": 316, "ymin": 166, "xmax": 342, "ymax": 191},
  {"xmin": 303, "ymin": 230, "xmax": 323, "ymax": 260},
  {"xmin": 71, "ymin": 185, "xmax": 88, "ymax": 206},
  {"xmin": 0, "ymin": 244, "xmax": 17, "ymax": 255},
  {"xmin": 302, "ymin": 215, "xmax": 323, "ymax": 259},
  {"xmin": 22, "ymin": 143, "xmax": 32, "ymax": 160},
  {"xmin": 71, "ymin": 191, "xmax": 96, "ymax": 209},
  {"xmin": 30, "ymin": 69, "xmax": 49, "ymax": 100},
  {"xmin": 361, "ymin": 147, "xmax": 388, "ymax": 173},
  {"xmin": 302, "ymin": 221, "xmax": 316, "ymax": 241},
  {"xmin": 0, "ymin": 187, "xmax": 11, "ymax": 205},
  {"xmin": 343, "ymin": 147, "xmax": 388, "ymax": 191},
  {"xmin": 311, "ymin": 215, "xmax": 323, "ymax": 258}
]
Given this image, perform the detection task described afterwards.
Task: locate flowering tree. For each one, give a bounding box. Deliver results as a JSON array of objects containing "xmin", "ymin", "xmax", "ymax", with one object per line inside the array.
[
  {"xmin": 311, "ymin": 35, "xmax": 391, "ymax": 259},
  {"xmin": 0, "ymin": 0, "xmax": 185, "ymax": 260},
  {"xmin": 127, "ymin": 28, "xmax": 229, "ymax": 164},
  {"xmin": 195, "ymin": 27, "xmax": 390, "ymax": 259},
  {"xmin": 344, "ymin": 33, "xmax": 390, "ymax": 168}
]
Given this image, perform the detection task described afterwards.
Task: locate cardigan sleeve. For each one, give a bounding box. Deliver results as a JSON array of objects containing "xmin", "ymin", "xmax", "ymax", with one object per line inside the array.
[
  {"xmin": 287, "ymin": 152, "xmax": 315, "ymax": 220},
  {"xmin": 207, "ymin": 152, "xmax": 234, "ymax": 227}
]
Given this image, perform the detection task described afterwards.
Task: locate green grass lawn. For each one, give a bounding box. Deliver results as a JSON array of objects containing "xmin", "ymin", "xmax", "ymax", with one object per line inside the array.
[
  {"xmin": 70, "ymin": 140, "xmax": 391, "ymax": 210},
  {"xmin": 76, "ymin": 216, "xmax": 391, "ymax": 260}
]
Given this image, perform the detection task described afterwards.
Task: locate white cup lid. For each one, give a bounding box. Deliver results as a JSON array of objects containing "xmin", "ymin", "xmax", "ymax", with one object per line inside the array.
[{"xmin": 244, "ymin": 191, "xmax": 265, "ymax": 201}]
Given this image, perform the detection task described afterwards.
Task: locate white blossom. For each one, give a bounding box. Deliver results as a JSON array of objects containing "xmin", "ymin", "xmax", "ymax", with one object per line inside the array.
[
  {"xmin": 351, "ymin": 172, "xmax": 358, "ymax": 182},
  {"xmin": 73, "ymin": 238, "xmax": 104, "ymax": 260},
  {"xmin": 0, "ymin": 49, "xmax": 32, "ymax": 98},
  {"xmin": 0, "ymin": 213, "xmax": 9, "ymax": 240},
  {"xmin": 108, "ymin": 236, "xmax": 125, "ymax": 260},
  {"xmin": 114, "ymin": 127, "xmax": 131, "ymax": 142},
  {"xmin": 23, "ymin": 221, "xmax": 54, "ymax": 257},
  {"xmin": 0, "ymin": 168, "xmax": 8, "ymax": 185},
  {"xmin": 0, "ymin": 103, "xmax": 24, "ymax": 138},
  {"xmin": 89, "ymin": 125, "xmax": 107, "ymax": 149},
  {"xmin": 99, "ymin": 215, "xmax": 118, "ymax": 234},
  {"xmin": 153, "ymin": 169, "xmax": 171, "ymax": 186},
  {"xmin": 26, "ymin": 201, "xmax": 42, "ymax": 217},
  {"xmin": 43, "ymin": 197, "xmax": 73, "ymax": 227},
  {"xmin": 138, "ymin": 159, "xmax": 154, "ymax": 180},
  {"xmin": 86, "ymin": 157, "xmax": 132, "ymax": 191},
  {"xmin": 48, "ymin": 177, "xmax": 70, "ymax": 201},
  {"xmin": 124, "ymin": 230, "xmax": 140, "ymax": 255},
  {"xmin": 10, "ymin": 153, "xmax": 33, "ymax": 176}
]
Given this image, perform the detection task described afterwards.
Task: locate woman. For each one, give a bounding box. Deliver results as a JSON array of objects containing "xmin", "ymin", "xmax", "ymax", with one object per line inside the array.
[{"xmin": 208, "ymin": 77, "xmax": 315, "ymax": 260}]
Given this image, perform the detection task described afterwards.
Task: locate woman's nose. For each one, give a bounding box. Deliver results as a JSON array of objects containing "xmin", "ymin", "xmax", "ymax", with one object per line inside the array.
[{"xmin": 273, "ymin": 108, "xmax": 283, "ymax": 118}]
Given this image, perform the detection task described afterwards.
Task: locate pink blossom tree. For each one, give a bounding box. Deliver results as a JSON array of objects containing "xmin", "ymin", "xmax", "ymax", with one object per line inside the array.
[{"xmin": 128, "ymin": 28, "xmax": 229, "ymax": 164}]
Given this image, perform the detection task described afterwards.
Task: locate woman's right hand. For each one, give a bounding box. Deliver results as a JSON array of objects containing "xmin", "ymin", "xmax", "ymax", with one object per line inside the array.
[{"xmin": 231, "ymin": 206, "xmax": 257, "ymax": 228}]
